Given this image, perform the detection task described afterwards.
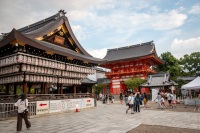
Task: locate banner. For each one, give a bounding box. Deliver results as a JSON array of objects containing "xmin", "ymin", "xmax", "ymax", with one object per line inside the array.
[{"xmin": 49, "ymin": 100, "xmax": 66, "ymax": 113}]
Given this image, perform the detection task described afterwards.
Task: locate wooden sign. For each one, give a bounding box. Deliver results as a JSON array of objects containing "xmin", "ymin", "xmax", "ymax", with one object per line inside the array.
[{"xmin": 54, "ymin": 35, "xmax": 65, "ymax": 45}]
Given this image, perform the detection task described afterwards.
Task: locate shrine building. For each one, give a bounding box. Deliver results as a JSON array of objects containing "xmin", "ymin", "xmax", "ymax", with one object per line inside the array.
[
  {"xmin": 0, "ymin": 10, "xmax": 105, "ymax": 95},
  {"xmin": 101, "ymin": 41, "xmax": 164, "ymax": 95}
]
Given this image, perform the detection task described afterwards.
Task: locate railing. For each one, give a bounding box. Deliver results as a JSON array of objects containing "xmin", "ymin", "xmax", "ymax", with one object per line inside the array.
[
  {"xmin": 0, "ymin": 102, "xmax": 36, "ymax": 120},
  {"xmin": 0, "ymin": 93, "xmax": 91, "ymax": 103},
  {"xmin": 105, "ymin": 69, "xmax": 156, "ymax": 76}
]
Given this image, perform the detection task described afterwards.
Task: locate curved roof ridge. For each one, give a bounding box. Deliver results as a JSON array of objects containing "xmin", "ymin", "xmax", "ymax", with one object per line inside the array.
[
  {"xmin": 17, "ymin": 13, "xmax": 60, "ymax": 33},
  {"xmin": 107, "ymin": 40, "xmax": 154, "ymax": 51}
]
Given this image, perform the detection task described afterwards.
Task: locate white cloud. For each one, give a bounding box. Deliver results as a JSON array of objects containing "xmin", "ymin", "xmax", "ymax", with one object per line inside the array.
[
  {"xmin": 151, "ymin": 10, "xmax": 187, "ymax": 30},
  {"xmin": 171, "ymin": 37, "xmax": 200, "ymax": 58},
  {"xmin": 150, "ymin": 6, "xmax": 160, "ymax": 12},
  {"xmin": 189, "ymin": 4, "xmax": 200, "ymax": 14},
  {"xmin": 87, "ymin": 48, "xmax": 107, "ymax": 59}
]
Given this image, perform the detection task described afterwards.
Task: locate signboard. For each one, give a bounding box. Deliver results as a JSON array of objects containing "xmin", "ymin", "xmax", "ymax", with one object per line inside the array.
[
  {"xmin": 54, "ymin": 35, "xmax": 65, "ymax": 45},
  {"xmin": 36, "ymin": 98, "xmax": 94, "ymax": 115},
  {"xmin": 85, "ymin": 98, "xmax": 93, "ymax": 107},
  {"xmin": 36, "ymin": 101, "xmax": 49, "ymax": 115},
  {"xmin": 49, "ymin": 100, "xmax": 66, "ymax": 113}
]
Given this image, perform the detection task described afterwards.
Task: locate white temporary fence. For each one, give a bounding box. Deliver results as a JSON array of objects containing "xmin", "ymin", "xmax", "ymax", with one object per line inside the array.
[
  {"xmin": 184, "ymin": 98, "xmax": 200, "ymax": 106},
  {"xmin": 0, "ymin": 98, "xmax": 94, "ymax": 120}
]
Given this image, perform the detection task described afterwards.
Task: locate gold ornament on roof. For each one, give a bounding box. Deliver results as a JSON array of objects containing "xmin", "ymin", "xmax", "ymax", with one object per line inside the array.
[{"xmin": 59, "ymin": 31, "xmax": 64, "ymax": 36}]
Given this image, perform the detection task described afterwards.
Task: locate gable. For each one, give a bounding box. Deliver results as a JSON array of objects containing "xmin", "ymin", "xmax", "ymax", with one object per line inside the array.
[{"xmin": 35, "ymin": 24, "xmax": 83, "ymax": 54}]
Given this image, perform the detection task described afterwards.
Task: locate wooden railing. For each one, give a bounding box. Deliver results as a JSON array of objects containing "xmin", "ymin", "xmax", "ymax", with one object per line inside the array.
[
  {"xmin": 0, "ymin": 93, "xmax": 91, "ymax": 103},
  {"xmin": 105, "ymin": 69, "xmax": 156, "ymax": 76}
]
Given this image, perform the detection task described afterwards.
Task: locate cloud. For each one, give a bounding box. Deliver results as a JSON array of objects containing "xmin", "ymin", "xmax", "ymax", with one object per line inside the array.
[
  {"xmin": 171, "ymin": 37, "xmax": 200, "ymax": 58},
  {"xmin": 87, "ymin": 48, "xmax": 107, "ymax": 59},
  {"xmin": 189, "ymin": 4, "xmax": 200, "ymax": 14}
]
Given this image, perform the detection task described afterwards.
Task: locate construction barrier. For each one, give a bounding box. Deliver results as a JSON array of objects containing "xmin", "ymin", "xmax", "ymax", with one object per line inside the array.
[{"xmin": 0, "ymin": 98, "xmax": 94, "ymax": 120}]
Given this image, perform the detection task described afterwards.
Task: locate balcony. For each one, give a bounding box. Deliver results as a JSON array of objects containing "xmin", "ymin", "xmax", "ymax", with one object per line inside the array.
[{"xmin": 105, "ymin": 69, "xmax": 156, "ymax": 77}]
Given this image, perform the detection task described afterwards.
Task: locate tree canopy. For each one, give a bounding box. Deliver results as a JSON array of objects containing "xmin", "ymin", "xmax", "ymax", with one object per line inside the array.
[
  {"xmin": 92, "ymin": 84, "xmax": 106, "ymax": 94},
  {"xmin": 179, "ymin": 52, "xmax": 200, "ymax": 75},
  {"xmin": 157, "ymin": 51, "xmax": 181, "ymax": 79},
  {"xmin": 124, "ymin": 77, "xmax": 146, "ymax": 92}
]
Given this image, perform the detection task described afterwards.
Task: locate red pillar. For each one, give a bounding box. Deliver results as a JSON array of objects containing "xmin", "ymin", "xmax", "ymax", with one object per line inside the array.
[
  {"xmin": 74, "ymin": 85, "xmax": 76, "ymax": 96},
  {"xmin": 23, "ymin": 82, "xmax": 27, "ymax": 94},
  {"xmin": 43, "ymin": 83, "xmax": 47, "ymax": 94},
  {"xmin": 60, "ymin": 84, "xmax": 63, "ymax": 94}
]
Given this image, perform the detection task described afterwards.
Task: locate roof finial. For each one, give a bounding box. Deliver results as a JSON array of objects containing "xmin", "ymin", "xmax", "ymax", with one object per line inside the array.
[{"xmin": 59, "ymin": 9, "xmax": 66, "ymax": 17}]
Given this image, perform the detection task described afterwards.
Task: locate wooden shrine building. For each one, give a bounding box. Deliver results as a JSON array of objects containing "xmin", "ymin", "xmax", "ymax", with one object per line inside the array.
[
  {"xmin": 101, "ymin": 41, "xmax": 163, "ymax": 95},
  {"xmin": 0, "ymin": 10, "xmax": 105, "ymax": 95}
]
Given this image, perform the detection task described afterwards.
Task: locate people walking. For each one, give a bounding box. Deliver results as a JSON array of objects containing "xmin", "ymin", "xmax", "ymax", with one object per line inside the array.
[
  {"xmin": 124, "ymin": 92, "xmax": 128, "ymax": 106},
  {"xmin": 160, "ymin": 95, "xmax": 166, "ymax": 109},
  {"xmin": 143, "ymin": 92, "xmax": 148, "ymax": 108},
  {"xmin": 167, "ymin": 92, "xmax": 173, "ymax": 108},
  {"xmin": 14, "ymin": 94, "xmax": 31, "ymax": 133},
  {"xmin": 194, "ymin": 93, "xmax": 200, "ymax": 111},
  {"xmin": 154, "ymin": 93, "xmax": 161, "ymax": 109},
  {"xmin": 139, "ymin": 93, "xmax": 143, "ymax": 106},
  {"xmin": 126, "ymin": 92, "xmax": 134, "ymax": 114},
  {"xmin": 135, "ymin": 93, "xmax": 141, "ymax": 112},
  {"xmin": 119, "ymin": 92, "xmax": 123, "ymax": 105}
]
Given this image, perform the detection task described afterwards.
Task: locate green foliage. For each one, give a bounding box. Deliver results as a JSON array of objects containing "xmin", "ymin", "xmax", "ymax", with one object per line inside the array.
[
  {"xmin": 158, "ymin": 52, "xmax": 181, "ymax": 79},
  {"xmin": 179, "ymin": 52, "xmax": 200, "ymax": 75},
  {"xmin": 124, "ymin": 77, "xmax": 146, "ymax": 91},
  {"xmin": 92, "ymin": 84, "xmax": 106, "ymax": 94}
]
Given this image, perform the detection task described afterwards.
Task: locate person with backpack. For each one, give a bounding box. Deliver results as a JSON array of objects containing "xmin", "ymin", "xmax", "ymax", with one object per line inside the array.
[
  {"xmin": 126, "ymin": 92, "xmax": 134, "ymax": 114},
  {"xmin": 135, "ymin": 93, "xmax": 141, "ymax": 112},
  {"xmin": 15, "ymin": 94, "xmax": 31, "ymax": 133}
]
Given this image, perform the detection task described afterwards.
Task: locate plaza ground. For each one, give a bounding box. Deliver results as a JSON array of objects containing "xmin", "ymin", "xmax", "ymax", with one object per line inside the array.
[{"xmin": 0, "ymin": 101, "xmax": 199, "ymax": 133}]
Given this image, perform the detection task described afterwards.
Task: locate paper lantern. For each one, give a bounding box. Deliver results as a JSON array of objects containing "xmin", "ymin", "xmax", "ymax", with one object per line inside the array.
[
  {"xmin": 39, "ymin": 59, "xmax": 42, "ymax": 66},
  {"xmin": 35, "ymin": 58, "xmax": 38, "ymax": 65},
  {"xmin": 27, "ymin": 65, "xmax": 30, "ymax": 72},
  {"xmin": 27, "ymin": 57, "xmax": 31, "ymax": 64}
]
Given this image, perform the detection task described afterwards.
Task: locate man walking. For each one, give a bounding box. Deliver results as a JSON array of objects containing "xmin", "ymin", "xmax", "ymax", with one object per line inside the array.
[{"xmin": 126, "ymin": 92, "xmax": 134, "ymax": 114}]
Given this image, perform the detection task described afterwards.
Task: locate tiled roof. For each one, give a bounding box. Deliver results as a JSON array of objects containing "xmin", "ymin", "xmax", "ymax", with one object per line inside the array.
[
  {"xmin": 82, "ymin": 78, "xmax": 97, "ymax": 84},
  {"xmin": 97, "ymin": 78, "xmax": 111, "ymax": 84},
  {"xmin": 0, "ymin": 10, "xmax": 106, "ymax": 64},
  {"xmin": 140, "ymin": 72, "xmax": 178, "ymax": 87},
  {"xmin": 103, "ymin": 41, "xmax": 156, "ymax": 62}
]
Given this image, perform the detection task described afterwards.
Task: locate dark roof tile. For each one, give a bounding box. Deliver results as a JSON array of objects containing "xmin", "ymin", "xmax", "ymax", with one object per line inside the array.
[{"xmin": 103, "ymin": 41, "xmax": 155, "ymax": 61}]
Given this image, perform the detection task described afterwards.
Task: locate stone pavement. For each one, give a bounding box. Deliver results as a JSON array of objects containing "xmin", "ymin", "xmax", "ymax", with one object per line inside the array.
[{"xmin": 0, "ymin": 101, "xmax": 200, "ymax": 133}]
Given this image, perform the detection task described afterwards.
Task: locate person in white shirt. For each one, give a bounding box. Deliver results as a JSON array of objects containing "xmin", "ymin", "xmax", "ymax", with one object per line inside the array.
[
  {"xmin": 126, "ymin": 92, "xmax": 135, "ymax": 114},
  {"xmin": 15, "ymin": 94, "xmax": 31, "ymax": 133},
  {"xmin": 167, "ymin": 92, "xmax": 173, "ymax": 108},
  {"xmin": 154, "ymin": 93, "xmax": 161, "ymax": 109}
]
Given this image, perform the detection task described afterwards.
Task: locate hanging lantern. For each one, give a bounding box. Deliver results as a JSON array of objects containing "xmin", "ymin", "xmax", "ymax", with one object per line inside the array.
[
  {"xmin": 35, "ymin": 58, "xmax": 38, "ymax": 65},
  {"xmin": 43, "ymin": 60, "xmax": 46, "ymax": 66},
  {"xmin": 52, "ymin": 61, "xmax": 55, "ymax": 68}
]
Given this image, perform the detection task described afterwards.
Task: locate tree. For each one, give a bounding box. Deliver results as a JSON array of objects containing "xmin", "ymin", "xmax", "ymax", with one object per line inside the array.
[
  {"xmin": 157, "ymin": 52, "xmax": 181, "ymax": 79},
  {"xmin": 179, "ymin": 52, "xmax": 200, "ymax": 75},
  {"xmin": 124, "ymin": 77, "xmax": 146, "ymax": 92},
  {"xmin": 92, "ymin": 84, "xmax": 106, "ymax": 94}
]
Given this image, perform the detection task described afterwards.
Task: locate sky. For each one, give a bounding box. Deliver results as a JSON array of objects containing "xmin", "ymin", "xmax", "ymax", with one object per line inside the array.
[{"xmin": 0, "ymin": 0, "xmax": 200, "ymax": 59}]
